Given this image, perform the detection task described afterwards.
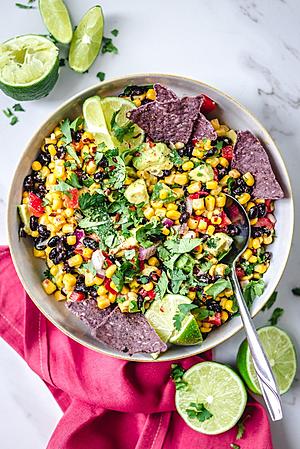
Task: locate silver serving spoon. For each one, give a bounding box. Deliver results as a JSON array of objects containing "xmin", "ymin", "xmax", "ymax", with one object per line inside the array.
[{"xmin": 223, "ymin": 194, "xmax": 282, "ymax": 421}]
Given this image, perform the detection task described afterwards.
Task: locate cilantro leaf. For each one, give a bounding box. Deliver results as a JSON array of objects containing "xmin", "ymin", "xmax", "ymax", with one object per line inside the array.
[
  {"xmin": 292, "ymin": 287, "xmax": 300, "ymax": 296},
  {"xmin": 236, "ymin": 420, "xmax": 245, "ymax": 440},
  {"xmin": 102, "ymin": 36, "xmax": 118, "ymax": 54},
  {"xmin": 96, "ymin": 71, "xmax": 105, "ymax": 81},
  {"xmin": 155, "ymin": 270, "xmax": 169, "ymax": 300},
  {"xmin": 78, "ymin": 192, "xmax": 106, "ymax": 210},
  {"xmin": 128, "ymin": 300, "xmax": 139, "ymax": 312},
  {"xmin": 10, "ymin": 116, "xmax": 18, "ymax": 125},
  {"xmin": 171, "ymin": 269, "xmax": 187, "ymax": 294},
  {"xmin": 111, "ymin": 110, "xmax": 135, "ymax": 142},
  {"xmin": 230, "ymin": 445, "xmax": 240, "ymax": 449},
  {"xmin": 186, "ymin": 402, "xmax": 213, "ymax": 422},
  {"xmin": 67, "ymin": 172, "xmax": 82, "ymax": 189},
  {"xmin": 70, "ymin": 116, "xmax": 84, "ymax": 131},
  {"xmin": 15, "ymin": 2, "xmax": 35, "ymax": 8},
  {"xmin": 164, "ymin": 238, "xmax": 203, "ymax": 254},
  {"xmin": 173, "ymin": 303, "xmax": 198, "ymax": 331},
  {"xmin": 169, "ymin": 148, "xmax": 184, "ymax": 166},
  {"xmin": 243, "ymin": 279, "xmax": 265, "ymax": 308},
  {"xmin": 13, "ymin": 103, "xmax": 25, "ymax": 112},
  {"xmin": 61, "ymin": 119, "xmax": 72, "ymax": 144},
  {"xmin": 43, "ymin": 268, "xmax": 54, "ymax": 281},
  {"xmin": 111, "ymin": 28, "xmax": 119, "ymax": 37},
  {"xmin": 81, "ymin": 261, "xmax": 96, "ymax": 276},
  {"xmin": 215, "ymin": 141, "xmax": 223, "ymax": 150},
  {"xmin": 205, "ymin": 278, "xmax": 232, "ymax": 299},
  {"xmin": 66, "ymin": 144, "xmax": 81, "ymax": 166},
  {"xmin": 199, "ymin": 260, "xmax": 213, "ymax": 273},
  {"xmin": 151, "ymin": 183, "xmax": 177, "ymax": 203},
  {"xmin": 268, "ymin": 307, "xmax": 284, "ymax": 326},
  {"xmin": 262, "ymin": 291, "xmax": 277, "ymax": 311},
  {"xmin": 136, "ymin": 222, "xmax": 163, "ymax": 248},
  {"xmin": 171, "ymin": 364, "xmax": 187, "ymax": 390},
  {"xmin": 51, "ymin": 180, "xmax": 73, "ymax": 196}
]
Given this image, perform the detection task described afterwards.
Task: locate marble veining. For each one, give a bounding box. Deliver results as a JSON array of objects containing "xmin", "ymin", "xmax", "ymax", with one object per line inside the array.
[{"xmin": 1, "ymin": 0, "xmax": 300, "ymax": 448}]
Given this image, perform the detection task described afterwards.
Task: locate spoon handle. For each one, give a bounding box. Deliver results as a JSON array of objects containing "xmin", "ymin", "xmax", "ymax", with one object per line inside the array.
[{"xmin": 231, "ymin": 268, "xmax": 283, "ymax": 421}]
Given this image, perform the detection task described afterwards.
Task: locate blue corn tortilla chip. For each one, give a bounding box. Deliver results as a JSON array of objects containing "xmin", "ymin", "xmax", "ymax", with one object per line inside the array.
[
  {"xmin": 129, "ymin": 96, "xmax": 202, "ymax": 144},
  {"xmin": 154, "ymin": 83, "xmax": 178, "ymax": 102},
  {"xmin": 192, "ymin": 112, "xmax": 217, "ymax": 141},
  {"xmin": 232, "ymin": 130, "xmax": 284, "ymax": 199},
  {"xmin": 66, "ymin": 299, "xmax": 113, "ymax": 329},
  {"xmin": 95, "ymin": 307, "xmax": 168, "ymax": 355}
]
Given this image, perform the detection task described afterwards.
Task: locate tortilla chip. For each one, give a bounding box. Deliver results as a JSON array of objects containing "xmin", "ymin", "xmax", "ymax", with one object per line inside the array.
[
  {"xmin": 192, "ymin": 112, "xmax": 217, "ymax": 141},
  {"xmin": 95, "ymin": 307, "xmax": 168, "ymax": 355},
  {"xmin": 154, "ymin": 83, "xmax": 178, "ymax": 102},
  {"xmin": 66, "ymin": 299, "xmax": 113, "ymax": 329},
  {"xmin": 232, "ymin": 131, "xmax": 284, "ymax": 199}
]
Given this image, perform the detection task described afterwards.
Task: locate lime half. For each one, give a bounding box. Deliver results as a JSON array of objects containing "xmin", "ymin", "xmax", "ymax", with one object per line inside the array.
[
  {"xmin": 237, "ymin": 326, "xmax": 297, "ymax": 395},
  {"xmin": 69, "ymin": 6, "xmax": 104, "ymax": 73},
  {"xmin": 39, "ymin": 0, "xmax": 73, "ymax": 44},
  {"xmin": 83, "ymin": 96, "xmax": 114, "ymax": 148},
  {"xmin": 101, "ymin": 97, "xmax": 145, "ymax": 151},
  {"xmin": 0, "ymin": 35, "xmax": 59, "ymax": 100},
  {"xmin": 175, "ymin": 362, "xmax": 247, "ymax": 435},
  {"xmin": 145, "ymin": 294, "xmax": 202, "ymax": 345}
]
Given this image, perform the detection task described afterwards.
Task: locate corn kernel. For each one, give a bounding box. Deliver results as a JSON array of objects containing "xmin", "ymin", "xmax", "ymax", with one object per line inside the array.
[
  {"xmin": 241, "ymin": 275, "xmax": 254, "ymax": 281},
  {"xmin": 198, "ymin": 219, "xmax": 208, "ymax": 231},
  {"xmin": 187, "ymin": 181, "xmax": 202, "ymax": 194},
  {"xmin": 144, "ymin": 207, "xmax": 155, "ymax": 220},
  {"xmin": 200, "ymin": 326, "xmax": 212, "ymax": 333},
  {"xmin": 224, "ymin": 288, "xmax": 234, "ymax": 298},
  {"xmin": 246, "ymin": 202, "xmax": 256, "ymax": 212},
  {"xmin": 159, "ymin": 189, "xmax": 169, "ymax": 200},
  {"xmin": 206, "ymin": 224, "xmax": 215, "ymax": 235},
  {"xmin": 63, "ymin": 273, "xmax": 77, "ymax": 287},
  {"xmin": 121, "ymin": 286, "xmax": 129, "ymax": 294},
  {"xmin": 237, "ymin": 193, "xmax": 251, "ymax": 205},
  {"xmin": 86, "ymin": 160, "xmax": 97, "ymax": 175},
  {"xmin": 209, "ymin": 264, "xmax": 216, "ymax": 277},
  {"xmin": 144, "ymin": 282, "xmax": 154, "ymax": 292},
  {"xmin": 250, "ymin": 218, "xmax": 258, "ymax": 225},
  {"xmin": 42, "ymin": 279, "xmax": 56, "ymax": 295},
  {"xmin": 33, "ymin": 248, "xmax": 45, "ymax": 258},
  {"xmin": 187, "ymin": 218, "xmax": 198, "ymax": 230},
  {"xmin": 64, "ymin": 208, "xmax": 74, "ymax": 219},
  {"xmin": 62, "ymin": 223, "xmax": 74, "ymax": 234},
  {"xmin": 146, "ymin": 88, "xmax": 156, "ymax": 100},
  {"xmin": 221, "ymin": 311, "xmax": 229, "ymax": 322},
  {"xmin": 215, "ymin": 263, "xmax": 227, "ymax": 276},
  {"xmin": 94, "ymin": 277, "xmax": 104, "ymax": 286},
  {"xmin": 97, "ymin": 297, "xmax": 111, "ymax": 309},
  {"xmin": 108, "ymin": 292, "xmax": 117, "ymax": 303},
  {"xmin": 220, "ymin": 175, "xmax": 230, "ymax": 186},
  {"xmin": 47, "ymin": 173, "xmax": 57, "ymax": 185},
  {"xmin": 133, "ymin": 98, "xmax": 142, "ymax": 107},
  {"xmin": 106, "ymin": 264, "xmax": 117, "ymax": 279},
  {"xmin": 166, "ymin": 210, "xmax": 181, "ymax": 220},
  {"xmin": 263, "ymin": 235, "xmax": 273, "ymax": 245},
  {"xmin": 40, "ymin": 166, "xmax": 50, "ymax": 177},
  {"xmin": 254, "ymin": 264, "xmax": 268, "ymax": 274},
  {"xmin": 192, "ymin": 148, "xmax": 205, "ymax": 159},
  {"xmin": 206, "ymin": 180, "xmax": 218, "ymax": 190},
  {"xmin": 174, "ymin": 173, "xmax": 188, "ymax": 185},
  {"xmin": 166, "ymin": 203, "xmax": 178, "ymax": 211},
  {"xmin": 54, "ymin": 291, "xmax": 66, "ymax": 301},
  {"xmin": 32, "ymin": 160, "xmax": 42, "ymax": 171},
  {"xmin": 248, "ymin": 238, "xmax": 253, "ymax": 249},
  {"xmin": 155, "ymin": 207, "xmax": 167, "ymax": 218},
  {"xmin": 187, "ymin": 291, "xmax": 196, "ymax": 300},
  {"xmin": 48, "ymin": 144, "xmax": 57, "ymax": 156},
  {"xmin": 97, "ymin": 285, "xmax": 107, "ymax": 295},
  {"xmin": 192, "ymin": 198, "xmax": 205, "ymax": 210},
  {"xmin": 205, "ymin": 195, "xmax": 216, "ymax": 211},
  {"xmin": 148, "ymin": 257, "xmax": 159, "ymax": 266},
  {"xmin": 50, "ymin": 265, "xmax": 59, "ymax": 276},
  {"xmin": 228, "ymin": 169, "xmax": 240, "ymax": 179},
  {"xmin": 242, "ymin": 249, "xmax": 252, "ymax": 260},
  {"xmin": 248, "ymin": 255, "xmax": 258, "ymax": 264},
  {"xmin": 219, "ymin": 157, "xmax": 229, "ymax": 168},
  {"xmin": 162, "ymin": 227, "xmax": 170, "ymax": 235},
  {"xmin": 68, "ymin": 254, "xmax": 83, "ymax": 267},
  {"xmin": 182, "ymin": 161, "xmax": 194, "ymax": 171},
  {"xmin": 215, "ymin": 194, "xmax": 226, "ymax": 208},
  {"xmin": 172, "ymin": 187, "xmax": 184, "ymax": 198},
  {"xmin": 211, "ymin": 118, "xmax": 220, "ymax": 130},
  {"xmin": 224, "ymin": 299, "xmax": 233, "ymax": 312},
  {"xmin": 31, "ymin": 230, "xmax": 39, "ymax": 238},
  {"xmin": 164, "ymin": 174, "xmax": 175, "ymax": 185},
  {"xmin": 52, "ymin": 198, "xmax": 63, "ymax": 210},
  {"xmin": 54, "ymin": 160, "xmax": 65, "ymax": 178},
  {"xmin": 82, "ymin": 247, "xmax": 93, "ymax": 259},
  {"xmin": 211, "ymin": 216, "xmax": 222, "ymax": 225},
  {"xmin": 118, "ymin": 299, "xmax": 130, "ymax": 312},
  {"xmin": 253, "ymin": 273, "xmax": 261, "ymax": 280},
  {"xmin": 255, "ymin": 198, "xmax": 265, "ymax": 204},
  {"xmin": 252, "ymin": 238, "xmax": 261, "ymax": 249},
  {"xmin": 243, "ymin": 172, "xmax": 255, "ymax": 187}
]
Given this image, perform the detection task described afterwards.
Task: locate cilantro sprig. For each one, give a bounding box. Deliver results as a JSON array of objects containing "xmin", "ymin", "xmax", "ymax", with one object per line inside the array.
[
  {"xmin": 171, "ymin": 364, "xmax": 187, "ymax": 390},
  {"xmin": 186, "ymin": 402, "xmax": 213, "ymax": 422}
]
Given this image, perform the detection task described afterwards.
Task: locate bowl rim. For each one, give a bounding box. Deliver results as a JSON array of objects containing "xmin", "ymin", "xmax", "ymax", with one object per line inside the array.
[{"xmin": 7, "ymin": 72, "xmax": 294, "ymax": 362}]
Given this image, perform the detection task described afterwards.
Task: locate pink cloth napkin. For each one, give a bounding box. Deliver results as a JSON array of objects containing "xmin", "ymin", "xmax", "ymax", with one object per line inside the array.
[{"xmin": 0, "ymin": 246, "xmax": 273, "ymax": 449}]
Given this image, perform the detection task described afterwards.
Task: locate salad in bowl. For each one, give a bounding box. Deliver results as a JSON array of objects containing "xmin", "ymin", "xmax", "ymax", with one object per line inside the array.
[{"xmin": 18, "ymin": 82, "xmax": 284, "ymax": 356}]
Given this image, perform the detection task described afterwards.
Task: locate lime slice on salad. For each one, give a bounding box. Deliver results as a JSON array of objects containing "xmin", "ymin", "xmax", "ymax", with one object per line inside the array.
[
  {"xmin": 237, "ymin": 326, "xmax": 297, "ymax": 395},
  {"xmin": 39, "ymin": 0, "xmax": 73, "ymax": 44},
  {"xmin": 100, "ymin": 97, "xmax": 145, "ymax": 151},
  {"xmin": 0, "ymin": 35, "xmax": 59, "ymax": 100},
  {"xmin": 69, "ymin": 6, "xmax": 104, "ymax": 73},
  {"xmin": 83, "ymin": 96, "xmax": 115, "ymax": 148},
  {"xmin": 145, "ymin": 294, "xmax": 202, "ymax": 345},
  {"xmin": 175, "ymin": 362, "xmax": 247, "ymax": 435}
]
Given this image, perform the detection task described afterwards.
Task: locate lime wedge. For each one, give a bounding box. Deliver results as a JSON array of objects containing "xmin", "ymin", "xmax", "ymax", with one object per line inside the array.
[
  {"xmin": 39, "ymin": 0, "xmax": 73, "ymax": 44},
  {"xmin": 0, "ymin": 35, "xmax": 59, "ymax": 100},
  {"xmin": 100, "ymin": 97, "xmax": 145, "ymax": 151},
  {"xmin": 175, "ymin": 362, "xmax": 247, "ymax": 435},
  {"xmin": 69, "ymin": 6, "xmax": 104, "ymax": 73},
  {"xmin": 237, "ymin": 326, "xmax": 297, "ymax": 395},
  {"xmin": 145, "ymin": 294, "xmax": 202, "ymax": 345},
  {"xmin": 83, "ymin": 96, "xmax": 114, "ymax": 148}
]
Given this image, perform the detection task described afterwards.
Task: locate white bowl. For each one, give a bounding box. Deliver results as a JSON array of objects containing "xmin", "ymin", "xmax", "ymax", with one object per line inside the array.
[{"xmin": 7, "ymin": 74, "xmax": 294, "ymax": 362}]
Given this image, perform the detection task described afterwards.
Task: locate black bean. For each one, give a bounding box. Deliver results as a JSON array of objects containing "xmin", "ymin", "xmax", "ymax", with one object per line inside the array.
[
  {"xmin": 248, "ymin": 206, "xmax": 258, "ymax": 219},
  {"xmin": 217, "ymin": 167, "xmax": 228, "ymax": 179},
  {"xmin": 35, "ymin": 184, "xmax": 47, "ymax": 198},
  {"xmin": 179, "ymin": 212, "xmax": 190, "ymax": 224},
  {"xmin": 48, "ymin": 236, "xmax": 60, "ymax": 247},
  {"xmin": 205, "ymin": 149, "xmax": 215, "ymax": 157},
  {"xmin": 89, "ymin": 288, "xmax": 98, "ymax": 298},
  {"xmin": 193, "ymin": 270, "xmax": 212, "ymax": 284},
  {"xmin": 75, "ymin": 283, "xmax": 87, "ymax": 293},
  {"xmin": 83, "ymin": 237, "xmax": 98, "ymax": 250},
  {"xmin": 264, "ymin": 252, "xmax": 271, "ymax": 262},
  {"xmin": 98, "ymin": 157, "xmax": 108, "ymax": 168},
  {"xmin": 227, "ymin": 224, "xmax": 240, "ymax": 237},
  {"xmin": 30, "ymin": 215, "xmax": 38, "ymax": 231},
  {"xmin": 23, "ymin": 175, "xmax": 34, "ymax": 190},
  {"xmin": 137, "ymin": 294, "xmax": 144, "ymax": 309},
  {"xmin": 251, "ymin": 227, "xmax": 264, "ymax": 237},
  {"xmin": 56, "ymin": 240, "xmax": 65, "ymax": 252},
  {"xmin": 32, "ymin": 171, "xmax": 42, "ymax": 182},
  {"xmin": 184, "ymin": 142, "xmax": 194, "ymax": 158},
  {"xmin": 163, "ymin": 169, "xmax": 172, "ymax": 177},
  {"xmin": 94, "ymin": 172, "xmax": 105, "ymax": 182},
  {"xmin": 49, "ymin": 248, "xmax": 58, "ymax": 261},
  {"xmin": 38, "ymin": 151, "xmax": 51, "ymax": 166},
  {"xmin": 38, "ymin": 224, "xmax": 50, "ymax": 238},
  {"xmin": 34, "ymin": 237, "xmax": 48, "ymax": 251},
  {"xmin": 257, "ymin": 203, "xmax": 267, "ymax": 218},
  {"xmin": 206, "ymin": 300, "xmax": 222, "ymax": 312},
  {"xmin": 19, "ymin": 227, "xmax": 26, "ymax": 238},
  {"xmin": 56, "ymin": 147, "xmax": 66, "ymax": 159}
]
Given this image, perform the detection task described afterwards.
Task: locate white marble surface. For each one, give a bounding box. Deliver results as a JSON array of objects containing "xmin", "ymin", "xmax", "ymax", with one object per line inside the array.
[{"xmin": 0, "ymin": 0, "xmax": 300, "ymax": 447}]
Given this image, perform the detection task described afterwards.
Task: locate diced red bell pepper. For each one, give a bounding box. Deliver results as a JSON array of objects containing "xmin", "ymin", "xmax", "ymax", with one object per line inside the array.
[
  {"xmin": 139, "ymin": 260, "xmax": 145, "ymax": 271},
  {"xmin": 188, "ymin": 191, "xmax": 209, "ymax": 199},
  {"xmin": 220, "ymin": 211, "xmax": 232, "ymax": 227},
  {"xmin": 139, "ymin": 288, "xmax": 148, "ymax": 298},
  {"xmin": 236, "ymin": 267, "xmax": 245, "ymax": 279},
  {"xmin": 201, "ymin": 94, "xmax": 217, "ymax": 114},
  {"xmin": 227, "ymin": 203, "xmax": 241, "ymax": 223},
  {"xmin": 64, "ymin": 188, "xmax": 79, "ymax": 209},
  {"xmin": 213, "ymin": 168, "xmax": 219, "ymax": 181},
  {"xmin": 255, "ymin": 217, "xmax": 274, "ymax": 229},
  {"xmin": 205, "ymin": 312, "xmax": 221, "ymax": 326},
  {"xmin": 221, "ymin": 145, "xmax": 233, "ymax": 161},
  {"xmin": 70, "ymin": 291, "xmax": 85, "ymax": 302},
  {"xmin": 147, "ymin": 290, "xmax": 156, "ymax": 300},
  {"xmin": 104, "ymin": 278, "xmax": 117, "ymax": 295},
  {"xmin": 28, "ymin": 192, "xmax": 45, "ymax": 217},
  {"xmin": 265, "ymin": 200, "xmax": 273, "ymax": 213}
]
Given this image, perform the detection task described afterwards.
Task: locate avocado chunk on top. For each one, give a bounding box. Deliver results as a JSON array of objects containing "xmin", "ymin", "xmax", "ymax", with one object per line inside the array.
[
  {"xmin": 133, "ymin": 142, "xmax": 173, "ymax": 175},
  {"xmin": 124, "ymin": 178, "xmax": 149, "ymax": 205},
  {"xmin": 18, "ymin": 204, "xmax": 31, "ymax": 234},
  {"xmin": 189, "ymin": 162, "xmax": 214, "ymax": 182},
  {"xmin": 203, "ymin": 232, "xmax": 233, "ymax": 258}
]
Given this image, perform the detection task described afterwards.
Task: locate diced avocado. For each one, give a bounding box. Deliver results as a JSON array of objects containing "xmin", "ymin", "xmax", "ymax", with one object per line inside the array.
[
  {"xmin": 124, "ymin": 179, "xmax": 149, "ymax": 204},
  {"xmin": 17, "ymin": 204, "xmax": 31, "ymax": 234},
  {"xmin": 189, "ymin": 162, "xmax": 214, "ymax": 182},
  {"xmin": 133, "ymin": 142, "xmax": 173, "ymax": 175},
  {"xmin": 203, "ymin": 232, "xmax": 233, "ymax": 258}
]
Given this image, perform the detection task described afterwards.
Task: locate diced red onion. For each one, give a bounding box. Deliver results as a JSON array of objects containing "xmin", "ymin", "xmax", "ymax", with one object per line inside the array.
[
  {"xmin": 179, "ymin": 223, "xmax": 188, "ymax": 235},
  {"xmin": 162, "ymin": 218, "xmax": 174, "ymax": 228},
  {"xmin": 75, "ymin": 229, "xmax": 85, "ymax": 247},
  {"xmin": 267, "ymin": 213, "xmax": 276, "ymax": 224},
  {"xmin": 92, "ymin": 250, "xmax": 105, "ymax": 275},
  {"xmin": 184, "ymin": 230, "xmax": 196, "ymax": 239},
  {"xmin": 186, "ymin": 198, "xmax": 193, "ymax": 214},
  {"xmin": 138, "ymin": 245, "xmax": 158, "ymax": 260}
]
